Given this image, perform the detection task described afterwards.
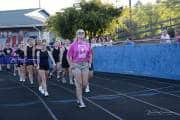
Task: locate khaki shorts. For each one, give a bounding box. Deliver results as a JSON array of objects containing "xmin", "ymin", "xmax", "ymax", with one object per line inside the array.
[{"xmin": 71, "ymin": 62, "xmax": 89, "ymax": 71}]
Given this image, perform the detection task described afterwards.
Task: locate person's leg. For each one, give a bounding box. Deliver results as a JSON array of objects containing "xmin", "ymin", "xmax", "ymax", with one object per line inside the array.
[
  {"xmin": 50, "ymin": 63, "xmax": 56, "ymax": 78},
  {"xmin": 73, "ymin": 68, "xmax": 85, "ymax": 107},
  {"xmin": 20, "ymin": 65, "xmax": 26, "ymax": 82},
  {"xmin": 56, "ymin": 62, "xmax": 61, "ymax": 79},
  {"xmin": 0, "ymin": 64, "xmax": 2, "ymax": 71},
  {"xmin": 17, "ymin": 67, "xmax": 22, "ymax": 81},
  {"xmin": 82, "ymin": 68, "xmax": 89, "ymax": 90},
  {"xmin": 36, "ymin": 69, "xmax": 44, "ymax": 94},
  {"xmin": 13, "ymin": 64, "xmax": 17, "ymax": 76},
  {"xmin": 69, "ymin": 67, "xmax": 74, "ymax": 85},
  {"xmin": 44, "ymin": 70, "xmax": 49, "ymax": 96},
  {"xmin": 35, "ymin": 67, "xmax": 42, "ymax": 90},
  {"xmin": 40, "ymin": 70, "xmax": 49, "ymax": 96},
  {"xmin": 27, "ymin": 65, "xmax": 34, "ymax": 84},
  {"xmin": 85, "ymin": 70, "xmax": 93, "ymax": 92},
  {"xmin": 61, "ymin": 68, "xmax": 67, "ymax": 83},
  {"xmin": 38, "ymin": 70, "xmax": 45, "ymax": 94},
  {"xmin": 7, "ymin": 64, "xmax": 11, "ymax": 70}
]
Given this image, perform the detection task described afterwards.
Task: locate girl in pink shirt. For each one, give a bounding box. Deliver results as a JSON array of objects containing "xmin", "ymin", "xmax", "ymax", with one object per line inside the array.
[{"xmin": 67, "ymin": 29, "xmax": 92, "ymax": 108}]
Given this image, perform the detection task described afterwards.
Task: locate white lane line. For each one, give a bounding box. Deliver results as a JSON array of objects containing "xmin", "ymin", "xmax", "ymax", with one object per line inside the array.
[
  {"xmin": 22, "ymin": 84, "xmax": 59, "ymax": 120},
  {"xmin": 91, "ymin": 83, "xmax": 180, "ymax": 116},
  {"xmin": 6, "ymin": 73, "xmax": 59, "ymax": 120},
  {"xmin": 95, "ymin": 76, "xmax": 180, "ymax": 98},
  {"xmin": 50, "ymin": 82, "xmax": 124, "ymax": 120},
  {"xmin": 98, "ymin": 73, "xmax": 180, "ymax": 89}
]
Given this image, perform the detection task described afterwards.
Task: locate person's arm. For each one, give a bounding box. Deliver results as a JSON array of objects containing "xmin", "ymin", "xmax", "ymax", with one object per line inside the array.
[
  {"xmin": 67, "ymin": 45, "xmax": 74, "ymax": 67},
  {"xmin": 67, "ymin": 55, "xmax": 73, "ymax": 67},
  {"xmin": 32, "ymin": 46, "xmax": 35, "ymax": 59},
  {"xmin": 48, "ymin": 51, "xmax": 56, "ymax": 66},
  {"xmin": 24, "ymin": 46, "xmax": 27, "ymax": 57},
  {"xmin": 88, "ymin": 48, "xmax": 93, "ymax": 68},
  {"xmin": 3, "ymin": 48, "xmax": 7, "ymax": 55},
  {"xmin": 36, "ymin": 51, "xmax": 40, "ymax": 69},
  {"xmin": 59, "ymin": 47, "xmax": 64, "ymax": 64},
  {"xmin": 33, "ymin": 47, "xmax": 37, "ymax": 66}
]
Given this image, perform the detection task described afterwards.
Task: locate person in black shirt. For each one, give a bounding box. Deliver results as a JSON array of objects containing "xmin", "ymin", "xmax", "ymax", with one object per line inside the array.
[
  {"xmin": 50, "ymin": 41, "xmax": 62, "ymax": 79},
  {"xmin": 25, "ymin": 39, "xmax": 35, "ymax": 84},
  {"xmin": 15, "ymin": 42, "xmax": 26, "ymax": 82},
  {"xmin": 34, "ymin": 40, "xmax": 42, "ymax": 90},
  {"xmin": 3, "ymin": 43, "xmax": 12, "ymax": 70},
  {"xmin": 61, "ymin": 41, "xmax": 74, "ymax": 85}
]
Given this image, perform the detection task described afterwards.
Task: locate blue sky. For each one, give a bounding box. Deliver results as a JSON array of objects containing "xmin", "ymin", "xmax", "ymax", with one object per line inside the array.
[{"xmin": 0, "ymin": 0, "xmax": 156, "ymax": 14}]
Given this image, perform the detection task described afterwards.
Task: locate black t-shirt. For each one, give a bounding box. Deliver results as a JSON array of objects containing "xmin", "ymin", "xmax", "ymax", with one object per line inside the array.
[
  {"xmin": 27, "ymin": 46, "xmax": 33, "ymax": 59},
  {"xmin": 3, "ymin": 48, "xmax": 12, "ymax": 56},
  {"xmin": 52, "ymin": 48, "xmax": 60, "ymax": 62},
  {"xmin": 46, "ymin": 46, "xmax": 51, "ymax": 52},
  {"xmin": 15, "ymin": 49, "xmax": 24, "ymax": 58}
]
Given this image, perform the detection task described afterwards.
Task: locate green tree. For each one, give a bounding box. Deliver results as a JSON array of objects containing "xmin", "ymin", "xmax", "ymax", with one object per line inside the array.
[{"xmin": 46, "ymin": 0, "xmax": 122, "ymax": 39}]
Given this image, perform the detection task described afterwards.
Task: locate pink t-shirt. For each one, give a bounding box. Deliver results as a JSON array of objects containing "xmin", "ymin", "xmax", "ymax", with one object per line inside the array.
[
  {"xmin": 67, "ymin": 40, "xmax": 92, "ymax": 63},
  {"xmin": 176, "ymin": 37, "xmax": 180, "ymax": 42},
  {"xmin": 12, "ymin": 47, "xmax": 17, "ymax": 56}
]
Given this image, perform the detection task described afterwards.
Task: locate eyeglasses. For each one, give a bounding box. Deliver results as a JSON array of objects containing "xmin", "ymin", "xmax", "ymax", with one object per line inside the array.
[{"xmin": 77, "ymin": 32, "xmax": 85, "ymax": 35}]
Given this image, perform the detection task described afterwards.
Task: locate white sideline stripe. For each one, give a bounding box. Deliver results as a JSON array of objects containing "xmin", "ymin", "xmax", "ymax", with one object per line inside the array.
[
  {"xmin": 91, "ymin": 83, "xmax": 180, "ymax": 116},
  {"xmin": 50, "ymin": 82, "xmax": 124, "ymax": 120},
  {"xmin": 23, "ymin": 85, "xmax": 59, "ymax": 120},
  {"xmin": 6, "ymin": 72, "xmax": 59, "ymax": 120},
  {"xmin": 95, "ymin": 76, "xmax": 180, "ymax": 98}
]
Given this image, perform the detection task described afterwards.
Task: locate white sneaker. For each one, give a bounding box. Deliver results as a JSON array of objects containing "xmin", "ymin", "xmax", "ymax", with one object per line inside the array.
[
  {"xmin": 79, "ymin": 102, "xmax": 86, "ymax": 108},
  {"xmin": 76, "ymin": 100, "xmax": 80, "ymax": 104},
  {"xmin": 85, "ymin": 88, "xmax": 90, "ymax": 93},
  {"xmin": 70, "ymin": 81, "xmax": 74, "ymax": 85},
  {"xmin": 50, "ymin": 72, "xmax": 53, "ymax": 76},
  {"xmin": 13, "ymin": 73, "xmax": 16, "ymax": 76},
  {"xmin": 57, "ymin": 75, "xmax": 60, "ymax": 79},
  {"xmin": 22, "ymin": 79, "xmax": 25, "ymax": 82},
  {"xmin": 85, "ymin": 85, "xmax": 90, "ymax": 93},
  {"xmin": 19, "ymin": 78, "xmax": 23, "ymax": 82},
  {"xmin": 40, "ymin": 89, "xmax": 45, "ymax": 95},
  {"xmin": 69, "ymin": 79, "xmax": 74, "ymax": 85},
  {"xmin": 49, "ymin": 73, "xmax": 53, "ymax": 78},
  {"xmin": 62, "ymin": 78, "xmax": 66, "ymax": 84},
  {"xmin": 30, "ymin": 80, "xmax": 34, "ymax": 84},
  {"xmin": 44, "ymin": 91, "xmax": 49, "ymax": 96},
  {"xmin": 39, "ymin": 86, "xmax": 42, "ymax": 91},
  {"xmin": 39, "ymin": 86, "xmax": 44, "ymax": 94}
]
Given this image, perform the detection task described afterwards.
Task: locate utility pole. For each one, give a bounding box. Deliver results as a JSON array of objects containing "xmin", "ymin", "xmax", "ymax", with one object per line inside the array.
[
  {"xmin": 129, "ymin": 0, "xmax": 132, "ymax": 38},
  {"xmin": 39, "ymin": 0, "xmax": 41, "ymax": 8},
  {"xmin": 115, "ymin": 0, "xmax": 119, "ymax": 40}
]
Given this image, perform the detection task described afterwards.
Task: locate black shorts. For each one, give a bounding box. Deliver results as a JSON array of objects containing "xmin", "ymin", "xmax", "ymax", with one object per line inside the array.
[
  {"xmin": 54, "ymin": 58, "xmax": 60, "ymax": 63},
  {"xmin": 17, "ymin": 63, "xmax": 24, "ymax": 67},
  {"xmin": 26, "ymin": 61, "xmax": 34, "ymax": 66},
  {"xmin": 62, "ymin": 60, "xmax": 69, "ymax": 68},
  {"xmin": 89, "ymin": 63, "xmax": 93, "ymax": 71},
  {"xmin": 39, "ymin": 65, "xmax": 49, "ymax": 71}
]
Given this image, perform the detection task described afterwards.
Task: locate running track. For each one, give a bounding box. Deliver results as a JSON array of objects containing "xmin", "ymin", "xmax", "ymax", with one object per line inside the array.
[{"xmin": 0, "ymin": 71, "xmax": 180, "ymax": 120}]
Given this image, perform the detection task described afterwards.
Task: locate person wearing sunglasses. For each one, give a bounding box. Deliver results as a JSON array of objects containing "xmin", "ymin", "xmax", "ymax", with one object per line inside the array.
[{"xmin": 67, "ymin": 29, "xmax": 92, "ymax": 108}]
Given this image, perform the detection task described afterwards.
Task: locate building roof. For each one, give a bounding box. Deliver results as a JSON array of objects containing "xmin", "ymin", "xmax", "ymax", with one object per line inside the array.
[{"xmin": 0, "ymin": 8, "xmax": 49, "ymax": 29}]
